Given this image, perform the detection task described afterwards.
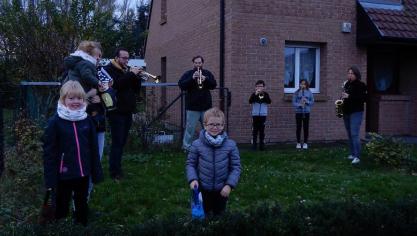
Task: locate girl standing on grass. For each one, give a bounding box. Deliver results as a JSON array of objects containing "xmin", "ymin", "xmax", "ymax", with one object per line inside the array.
[
  {"xmin": 292, "ymin": 79, "xmax": 314, "ymax": 149},
  {"xmin": 186, "ymin": 107, "xmax": 241, "ymax": 216},
  {"xmin": 42, "ymin": 80, "xmax": 103, "ymax": 226}
]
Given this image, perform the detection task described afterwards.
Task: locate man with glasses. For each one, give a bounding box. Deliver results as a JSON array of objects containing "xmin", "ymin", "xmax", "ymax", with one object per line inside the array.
[
  {"xmin": 103, "ymin": 48, "xmax": 142, "ymax": 181},
  {"xmin": 178, "ymin": 55, "xmax": 217, "ymax": 152}
]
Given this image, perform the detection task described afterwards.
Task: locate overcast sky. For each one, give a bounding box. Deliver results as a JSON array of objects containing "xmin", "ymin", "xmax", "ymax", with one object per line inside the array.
[{"xmin": 115, "ymin": 0, "xmax": 150, "ymax": 9}]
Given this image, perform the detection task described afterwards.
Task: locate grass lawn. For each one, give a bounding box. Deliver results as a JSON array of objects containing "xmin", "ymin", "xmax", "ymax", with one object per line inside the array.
[{"xmin": 89, "ymin": 145, "xmax": 417, "ymax": 226}]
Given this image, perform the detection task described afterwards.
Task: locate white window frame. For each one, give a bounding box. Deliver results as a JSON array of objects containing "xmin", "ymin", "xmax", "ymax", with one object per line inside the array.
[{"xmin": 284, "ymin": 44, "xmax": 320, "ymax": 94}]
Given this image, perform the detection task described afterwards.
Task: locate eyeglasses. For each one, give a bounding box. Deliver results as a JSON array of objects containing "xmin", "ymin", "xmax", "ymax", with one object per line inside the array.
[
  {"xmin": 206, "ymin": 123, "xmax": 224, "ymax": 128},
  {"xmin": 119, "ymin": 56, "xmax": 129, "ymax": 60}
]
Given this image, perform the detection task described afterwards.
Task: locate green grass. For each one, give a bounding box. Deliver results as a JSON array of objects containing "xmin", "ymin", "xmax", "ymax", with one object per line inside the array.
[{"xmin": 88, "ymin": 145, "xmax": 417, "ymax": 225}]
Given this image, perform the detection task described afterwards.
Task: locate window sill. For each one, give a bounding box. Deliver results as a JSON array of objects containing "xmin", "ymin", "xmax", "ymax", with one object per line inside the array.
[{"xmin": 283, "ymin": 94, "xmax": 330, "ymax": 102}]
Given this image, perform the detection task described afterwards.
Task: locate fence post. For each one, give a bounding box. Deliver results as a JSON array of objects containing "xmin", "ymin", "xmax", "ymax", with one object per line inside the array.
[{"xmin": 0, "ymin": 94, "xmax": 4, "ymax": 177}]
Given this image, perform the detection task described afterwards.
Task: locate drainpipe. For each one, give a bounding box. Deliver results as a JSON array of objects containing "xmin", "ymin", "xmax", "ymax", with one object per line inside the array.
[{"xmin": 219, "ymin": 0, "xmax": 225, "ymax": 111}]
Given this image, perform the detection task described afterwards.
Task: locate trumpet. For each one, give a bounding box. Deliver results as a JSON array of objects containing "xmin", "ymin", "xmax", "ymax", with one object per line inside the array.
[
  {"xmin": 197, "ymin": 67, "xmax": 203, "ymax": 89},
  {"xmin": 258, "ymin": 92, "xmax": 264, "ymax": 99},
  {"xmin": 130, "ymin": 66, "xmax": 161, "ymax": 83},
  {"xmin": 140, "ymin": 71, "xmax": 161, "ymax": 83}
]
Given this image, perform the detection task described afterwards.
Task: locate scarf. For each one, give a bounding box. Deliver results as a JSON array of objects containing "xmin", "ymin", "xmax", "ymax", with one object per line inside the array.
[
  {"xmin": 110, "ymin": 59, "xmax": 127, "ymax": 72},
  {"xmin": 70, "ymin": 50, "xmax": 97, "ymax": 66},
  {"xmin": 204, "ymin": 130, "xmax": 227, "ymax": 147},
  {"xmin": 57, "ymin": 102, "xmax": 87, "ymax": 121}
]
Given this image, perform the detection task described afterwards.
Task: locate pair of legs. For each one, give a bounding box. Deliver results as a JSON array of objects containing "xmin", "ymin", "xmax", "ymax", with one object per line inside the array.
[
  {"xmin": 296, "ymin": 113, "xmax": 310, "ymax": 144},
  {"xmin": 252, "ymin": 116, "xmax": 266, "ymax": 150},
  {"xmin": 343, "ymin": 111, "xmax": 363, "ymax": 158},
  {"xmin": 55, "ymin": 177, "xmax": 89, "ymax": 226},
  {"xmin": 183, "ymin": 110, "xmax": 205, "ymax": 151},
  {"xmin": 88, "ymin": 132, "xmax": 105, "ymax": 198},
  {"xmin": 200, "ymin": 189, "xmax": 228, "ymax": 216},
  {"xmin": 108, "ymin": 113, "xmax": 132, "ymax": 179}
]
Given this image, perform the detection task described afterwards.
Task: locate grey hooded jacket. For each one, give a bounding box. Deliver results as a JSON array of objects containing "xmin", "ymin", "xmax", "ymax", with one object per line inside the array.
[{"xmin": 186, "ymin": 130, "xmax": 241, "ymax": 191}]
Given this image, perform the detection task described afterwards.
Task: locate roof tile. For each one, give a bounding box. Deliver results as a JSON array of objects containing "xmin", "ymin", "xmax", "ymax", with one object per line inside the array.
[{"xmin": 364, "ymin": 0, "xmax": 417, "ymax": 39}]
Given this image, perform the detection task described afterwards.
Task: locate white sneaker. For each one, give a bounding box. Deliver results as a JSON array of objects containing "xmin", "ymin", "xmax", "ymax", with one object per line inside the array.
[
  {"xmin": 302, "ymin": 143, "xmax": 308, "ymax": 149},
  {"xmin": 348, "ymin": 155, "xmax": 355, "ymax": 160},
  {"xmin": 296, "ymin": 143, "xmax": 302, "ymax": 149},
  {"xmin": 351, "ymin": 157, "xmax": 360, "ymax": 164}
]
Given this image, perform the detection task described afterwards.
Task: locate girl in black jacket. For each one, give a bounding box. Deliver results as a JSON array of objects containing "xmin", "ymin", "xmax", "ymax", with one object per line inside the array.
[{"xmin": 42, "ymin": 81, "xmax": 103, "ymax": 226}]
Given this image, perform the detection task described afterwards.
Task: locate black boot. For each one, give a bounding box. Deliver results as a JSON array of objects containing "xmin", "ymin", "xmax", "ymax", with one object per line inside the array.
[
  {"xmin": 252, "ymin": 141, "xmax": 257, "ymax": 151},
  {"xmin": 259, "ymin": 142, "xmax": 265, "ymax": 151}
]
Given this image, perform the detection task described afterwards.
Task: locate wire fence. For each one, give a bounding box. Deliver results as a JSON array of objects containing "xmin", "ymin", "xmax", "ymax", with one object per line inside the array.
[{"xmin": 9, "ymin": 81, "xmax": 231, "ymax": 151}]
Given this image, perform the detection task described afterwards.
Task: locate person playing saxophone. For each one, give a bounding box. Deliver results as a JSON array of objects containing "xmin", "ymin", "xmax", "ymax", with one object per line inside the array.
[{"xmin": 341, "ymin": 66, "xmax": 367, "ymax": 165}]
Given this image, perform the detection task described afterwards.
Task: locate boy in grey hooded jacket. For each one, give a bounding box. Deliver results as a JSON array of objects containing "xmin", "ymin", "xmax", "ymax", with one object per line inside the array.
[{"xmin": 186, "ymin": 108, "xmax": 241, "ymax": 216}]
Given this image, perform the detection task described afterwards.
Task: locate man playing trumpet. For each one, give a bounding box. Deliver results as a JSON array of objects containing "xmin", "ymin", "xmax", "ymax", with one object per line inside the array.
[
  {"xmin": 103, "ymin": 48, "xmax": 142, "ymax": 181},
  {"xmin": 178, "ymin": 55, "xmax": 217, "ymax": 152}
]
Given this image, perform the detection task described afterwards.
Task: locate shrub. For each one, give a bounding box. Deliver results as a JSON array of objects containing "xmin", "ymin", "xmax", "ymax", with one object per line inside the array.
[
  {"xmin": 0, "ymin": 116, "xmax": 44, "ymax": 226},
  {"xmin": 3, "ymin": 199, "xmax": 417, "ymax": 235},
  {"xmin": 366, "ymin": 132, "xmax": 413, "ymax": 168}
]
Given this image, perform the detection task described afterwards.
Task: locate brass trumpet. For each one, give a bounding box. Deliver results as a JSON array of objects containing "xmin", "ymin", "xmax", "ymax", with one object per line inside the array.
[
  {"xmin": 258, "ymin": 92, "xmax": 264, "ymax": 99},
  {"xmin": 131, "ymin": 66, "xmax": 160, "ymax": 83},
  {"xmin": 197, "ymin": 67, "xmax": 203, "ymax": 89},
  {"xmin": 140, "ymin": 71, "xmax": 161, "ymax": 83}
]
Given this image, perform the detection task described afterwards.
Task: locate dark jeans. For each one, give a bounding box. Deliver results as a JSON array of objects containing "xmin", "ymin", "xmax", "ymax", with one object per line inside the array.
[
  {"xmin": 55, "ymin": 177, "xmax": 89, "ymax": 226},
  {"xmin": 296, "ymin": 113, "xmax": 310, "ymax": 143},
  {"xmin": 201, "ymin": 189, "xmax": 228, "ymax": 216},
  {"xmin": 108, "ymin": 113, "xmax": 132, "ymax": 178},
  {"xmin": 252, "ymin": 116, "xmax": 266, "ymax": 145},
  {"xmin": 343, "ymin": 111, "xmax": 363, "ymax": 158}
]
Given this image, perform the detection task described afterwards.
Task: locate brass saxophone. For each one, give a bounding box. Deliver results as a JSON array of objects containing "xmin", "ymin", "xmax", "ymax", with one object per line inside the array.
[{"xmin": 335, "ymin": 80, "xmax": 348, "ymax": 118}]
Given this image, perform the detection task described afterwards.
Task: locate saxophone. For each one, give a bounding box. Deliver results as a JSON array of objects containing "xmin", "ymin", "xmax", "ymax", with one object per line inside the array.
[{"xmin": 335, "ymin": 80, "xmax": 348, "ymax": 118}]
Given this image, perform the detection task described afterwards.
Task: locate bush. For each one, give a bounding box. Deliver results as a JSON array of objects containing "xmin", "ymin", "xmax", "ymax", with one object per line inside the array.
[
  {"xmin": 0, "ymin": 116, "xmax": 44, "ymax": 227},
  {"xmin": 366, "ymin": 132, "xmax": 413, "ymax": 168},
  {"xmin": 3, "ymin": 199, "xmax": 417, "ymax": 235}
]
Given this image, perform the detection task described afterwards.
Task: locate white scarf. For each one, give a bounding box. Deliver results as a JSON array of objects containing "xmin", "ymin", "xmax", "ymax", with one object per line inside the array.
[
  {"xmin": 70, "ymin": 50, "xmax": 97, "ymax": 66},
  {"xmin": 204, "ymin": 130, "xmax": 227, "ymax": 147},
  {"xmin": 57, "ymin": 102, "xmax": 87, "ymax": 121}
]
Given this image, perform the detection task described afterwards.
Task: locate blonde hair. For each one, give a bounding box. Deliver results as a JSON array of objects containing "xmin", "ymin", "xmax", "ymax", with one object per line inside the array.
[
  {"xmin": 203, "ymin": 107, "xmax": 225, "ymax": 124},
  {"xmin": 59, "ymin": 80, "xmax": 86, "ymax": 104},
  {"xmin": 77, "ymin": 40, "xmax": 102, "ymax": 57}
]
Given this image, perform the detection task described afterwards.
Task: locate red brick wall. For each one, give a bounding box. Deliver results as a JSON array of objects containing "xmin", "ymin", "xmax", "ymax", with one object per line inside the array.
[
  {"xmin": 399, "ymin": 56, "xmax": 417, "ymax": 136},
  {"xmin": 377, "ymin": 95, "xmax": 411, "ymax": 135},
  {"xmin": 145, "ymin": 0, "xmax": 368, "ymax": 143}
]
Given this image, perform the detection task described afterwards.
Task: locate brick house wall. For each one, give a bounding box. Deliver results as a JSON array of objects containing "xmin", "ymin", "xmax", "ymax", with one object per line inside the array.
[{"xmin": 145, "ymin": 0, "xmax": 368, "ymax": 143}]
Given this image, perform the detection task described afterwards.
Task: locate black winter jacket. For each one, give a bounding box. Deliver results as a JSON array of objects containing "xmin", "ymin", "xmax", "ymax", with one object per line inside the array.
[
  {"xmin": 343, "ymin": 79, "xmax": 367, "ymax": 115},
  {"xmin": 64, "ymin": 56, "xmax": 99, "ymax": 92},
  {"xmin": 178, "ymin": 68, "xmax": 217, "ymax": 111},
  {"xmin": 104, "ymin": 61, "xmax": 141, "ymax": 114},
  {"xmin": 42, "ymin": 114, "xmax": 103, "ymax": 189}
]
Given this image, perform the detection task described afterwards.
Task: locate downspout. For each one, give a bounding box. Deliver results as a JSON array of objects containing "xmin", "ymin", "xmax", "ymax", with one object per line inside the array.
[{"xmin": 219, "ymin": 0, "xmax": 225, "ymax": 111}]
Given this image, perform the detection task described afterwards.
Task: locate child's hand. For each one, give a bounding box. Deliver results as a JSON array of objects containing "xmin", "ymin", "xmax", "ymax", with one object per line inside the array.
[
  {"xmin": 220, "ymin": 185, "xmax": 231, "ymax": 197},
  {"xmin": 190, "ymin": 180, "xmax": 198, "ymax": 189}
]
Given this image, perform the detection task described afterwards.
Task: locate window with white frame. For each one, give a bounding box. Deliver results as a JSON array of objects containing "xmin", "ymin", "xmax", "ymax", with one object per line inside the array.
[{"xmin": 284, "ymin": 44, "xmax": 320, "ymax": 93}]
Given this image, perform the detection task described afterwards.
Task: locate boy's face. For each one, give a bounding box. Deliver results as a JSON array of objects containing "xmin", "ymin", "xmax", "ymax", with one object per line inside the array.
[
  {"xmin": 64, "ymin": 94, "xmax": 84, "ymax": 110},
  {"xmin": 204, "ymin": 117, "xmax": 224, "ymax": 136},
  {"xmin": 255, "ymin": 84, "xmax": 265, "ymax": 92}
]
